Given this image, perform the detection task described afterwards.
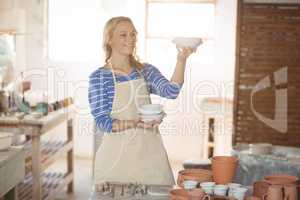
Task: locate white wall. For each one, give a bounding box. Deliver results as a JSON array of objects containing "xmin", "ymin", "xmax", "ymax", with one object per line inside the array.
[{"xmin": 0, "ymin": 0, "xmax": 48, "ymax": 87}]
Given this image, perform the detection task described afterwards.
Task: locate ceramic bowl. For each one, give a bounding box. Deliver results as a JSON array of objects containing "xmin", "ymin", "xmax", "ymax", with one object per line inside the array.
[
  {"xmin": 139, "ymin": 113, "xmax": 163, "ymax": 122},
  {"xmin": 264, "ymin": 174, "xmax": 298, "ymax": 185},
  {"xmin": 228, "ymin": 183, "xmax": 241, "ymax": 196},
  {"xmin": 0, "ymin": 132, "xmax": 13, "ymax": 150},
  {"xmin": 232, "ymin": 187, "xmax": 248, "ymax": 200},
  {"xmin": 177, "ymin": 169, "xmax": 213, "ymax": 188},
  {"xmin": 213, "ymin": 184, "xmax": 228, "ymax": 196},
  {"xmin": 172, "ymin": 37, "xmax": 203, "ymax": 50},
  {"xmin": 200, "ymin": 182, "xmax": 215, "ymax": 195},
  {"xmin": 183, "ymin": 180, "xmax": 198, "ymax": 189},
  {"xmin": 138, "ymin": 104, "xmax": 163, "ymax": 115}
]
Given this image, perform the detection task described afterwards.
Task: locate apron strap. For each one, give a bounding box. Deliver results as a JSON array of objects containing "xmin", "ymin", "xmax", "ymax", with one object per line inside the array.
[{"xmin": 108, "ymin": 62, "xmax": 145, "ymax": 85}]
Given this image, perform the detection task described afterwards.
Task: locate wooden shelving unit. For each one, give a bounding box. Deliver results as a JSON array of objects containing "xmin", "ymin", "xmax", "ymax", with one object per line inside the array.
[
  {"xmin": 24, "ymin": 140, "xmax": 73, "ymax": 176},
  {"xmin": 0, "ymin": 107, "xmax": 75, "ymax": 200},
  {"xmin": 18, "ymin": 172, "xmax": 73, "ymax": 200}
]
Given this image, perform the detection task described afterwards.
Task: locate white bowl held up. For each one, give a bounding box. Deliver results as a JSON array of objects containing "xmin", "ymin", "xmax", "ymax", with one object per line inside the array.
[
  {"xmin": 0, "ymin": 132, "xmax": 13, "ymax": 150},
  {"xmin": 138, "ymin": 104, "xmax": 163, "ymax": 115},
  {"xmin": 172, "ymin": 37, "xmax": 203, "ymax": 50}
]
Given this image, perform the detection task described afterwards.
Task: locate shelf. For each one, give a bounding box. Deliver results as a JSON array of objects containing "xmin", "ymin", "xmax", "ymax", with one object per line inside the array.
[
  {"xmin": 17, "ymin": 172, "xmax": 73, "ymax": 200},
  {"xmin": 24, "ymin": 140, "xmax": 73, "ymax": 175}
]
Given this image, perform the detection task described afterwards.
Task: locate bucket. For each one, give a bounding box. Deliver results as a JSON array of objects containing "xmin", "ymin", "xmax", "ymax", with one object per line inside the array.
[{"xmin": 211, "ymin": 156, "xmax": 238, "ymax": 184}]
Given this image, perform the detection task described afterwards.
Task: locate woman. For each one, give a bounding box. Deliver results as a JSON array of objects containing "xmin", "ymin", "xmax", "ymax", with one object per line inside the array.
[{"xmin": 89, "ymin": 16, "xmax": 196, "ymax": 197}]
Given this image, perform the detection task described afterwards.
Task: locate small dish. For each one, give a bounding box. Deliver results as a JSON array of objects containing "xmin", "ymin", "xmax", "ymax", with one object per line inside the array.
[
  {"xmin": 14, "ymin": 112, "xmax": 26, "ymax": 120},
  {"xmin": 172, "ymin": 37, "xmax": 203, "ymax": 50},
  {"xmin": 30, "ymin": 112, "xmax": 43, "ymax": 119}
]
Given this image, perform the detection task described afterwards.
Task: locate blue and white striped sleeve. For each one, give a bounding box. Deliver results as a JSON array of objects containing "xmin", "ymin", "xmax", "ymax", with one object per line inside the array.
[
  {"xmin": 143, "ymin": 63, "xmax": 182, "ymax": 99},
  {"xmin": 88, "ymin": 70, "xmax": 114, "ymax": 133}
]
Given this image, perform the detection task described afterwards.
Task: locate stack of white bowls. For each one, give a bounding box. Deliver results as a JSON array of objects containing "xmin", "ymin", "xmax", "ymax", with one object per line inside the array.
[{"xmin": 138, "ymin": 104, "xmax": 164, "ymax": 123}]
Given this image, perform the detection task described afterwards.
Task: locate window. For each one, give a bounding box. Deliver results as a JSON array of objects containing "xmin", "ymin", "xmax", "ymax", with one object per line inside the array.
[{"xmin": 145, "ymin": 1, "xmax": 215, "ymax": 77}]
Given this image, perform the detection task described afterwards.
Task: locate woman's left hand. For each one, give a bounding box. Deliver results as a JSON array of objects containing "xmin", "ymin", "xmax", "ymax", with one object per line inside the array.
[
  {"xmin": 137, "ymin": 119, "xmax": 163, "ymax": 129},
  {"xmin": 177, "ymin": 47, "xmax": 196, "ymax": 62}
]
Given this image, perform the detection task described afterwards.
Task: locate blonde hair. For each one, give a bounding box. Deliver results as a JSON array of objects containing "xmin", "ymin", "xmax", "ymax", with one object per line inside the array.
[{"xmin": 103, "ymin": 16, "xmax": 143, "ymax": 70}]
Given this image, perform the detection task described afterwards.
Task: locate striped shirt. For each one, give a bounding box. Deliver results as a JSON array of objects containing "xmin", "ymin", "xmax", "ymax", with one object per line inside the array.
[{"xmin": 88, "ymin": 63, "xmax": 182, "ymax": 133}]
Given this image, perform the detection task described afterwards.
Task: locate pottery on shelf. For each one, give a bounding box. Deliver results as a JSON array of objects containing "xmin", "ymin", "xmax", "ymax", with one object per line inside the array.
[
  {"xmin": 169, "ymin": 188, "xmax": 210, "ymax": 200},
  {"xmin": 177, "ymin": 169, "xmax": 213, "ymax": 187},
  {"xmin": 169, "ymin": 189, "xmax": 188, "ymax": 200},
  {"xmin": 211, "ymin": 156, "xmax": 239, "ymax": 184},
  {"xmin": 262, "ymin": 185, "xmax": 283, "ymax": 200},
  {"xmin": 187, "ymin": 188, "xmax": 210, "ymax": 200},
  {"xmin": 253, "ymin": 181, "xmax": 269, "ymax": 198},
  {"xmin": 263, "ymin": 174, "xmax": 298, "ymax": 185},
  {"xmin": 284, "ymin": 184, "xmax": 298, "ymax": 200}
]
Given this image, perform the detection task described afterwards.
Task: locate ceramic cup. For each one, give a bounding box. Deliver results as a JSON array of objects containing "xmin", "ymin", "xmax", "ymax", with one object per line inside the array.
[
  {"xmin": 200, "ymin": 182, "xmax": 215, "ymax": 195},
  {"xmin": 284, "ymin": 185, "xmax": 298, "ymax": 200},
  {"xmin": 213, "ymin": 184, "xmax": 228, "ymax": 196},
  {"xmin": 188, "ymin": 188, "xmax": 211, "ymax": 200},
  {"xmin": 183, "ymin": 180, "xmax": 198, "ymax": 189},
  {"xmin": 263, "ymin": 185, "xmax": 283, "ymax": 200},
  {"xmin": 228, "ymin": 183, "xmax": 241, "ymax": 197},
  {"xmin": 232, "ymin": 187, "xmax": 248, "ymax": 200}
]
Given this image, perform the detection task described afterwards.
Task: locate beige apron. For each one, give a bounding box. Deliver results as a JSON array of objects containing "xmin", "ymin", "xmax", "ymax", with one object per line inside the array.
[{"xmin": 94, "ymin": 68, "xmax": 175, "ymax": 186}]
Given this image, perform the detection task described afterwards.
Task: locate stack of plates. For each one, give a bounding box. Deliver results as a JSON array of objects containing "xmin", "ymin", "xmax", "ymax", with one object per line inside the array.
[{"xmin": 138, "ymin": 104, "xmax": 164, "ymax": 122}]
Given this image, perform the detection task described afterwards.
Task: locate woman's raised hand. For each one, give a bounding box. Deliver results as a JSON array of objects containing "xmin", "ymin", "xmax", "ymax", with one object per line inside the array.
[{"xmin": 177, "ymin": 47, "xmax": 196, "ymax": 62}]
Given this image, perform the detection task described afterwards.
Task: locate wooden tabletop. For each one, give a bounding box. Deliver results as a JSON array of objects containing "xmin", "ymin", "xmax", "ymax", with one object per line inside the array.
[{"xmin": 0, "ymin": 106, "xmax": 75, "ymax": 135}]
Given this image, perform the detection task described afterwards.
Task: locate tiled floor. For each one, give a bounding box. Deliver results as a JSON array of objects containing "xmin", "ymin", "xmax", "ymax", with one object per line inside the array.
[{"xmin": 50, "ymin": 157, "xmax": 183, "ymax": 200}]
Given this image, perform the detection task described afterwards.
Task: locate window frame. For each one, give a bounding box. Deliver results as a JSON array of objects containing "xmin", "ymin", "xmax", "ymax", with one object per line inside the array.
[{"xmin": 144, "ymin": 0, "xmax": 216, "ymax": 62}]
